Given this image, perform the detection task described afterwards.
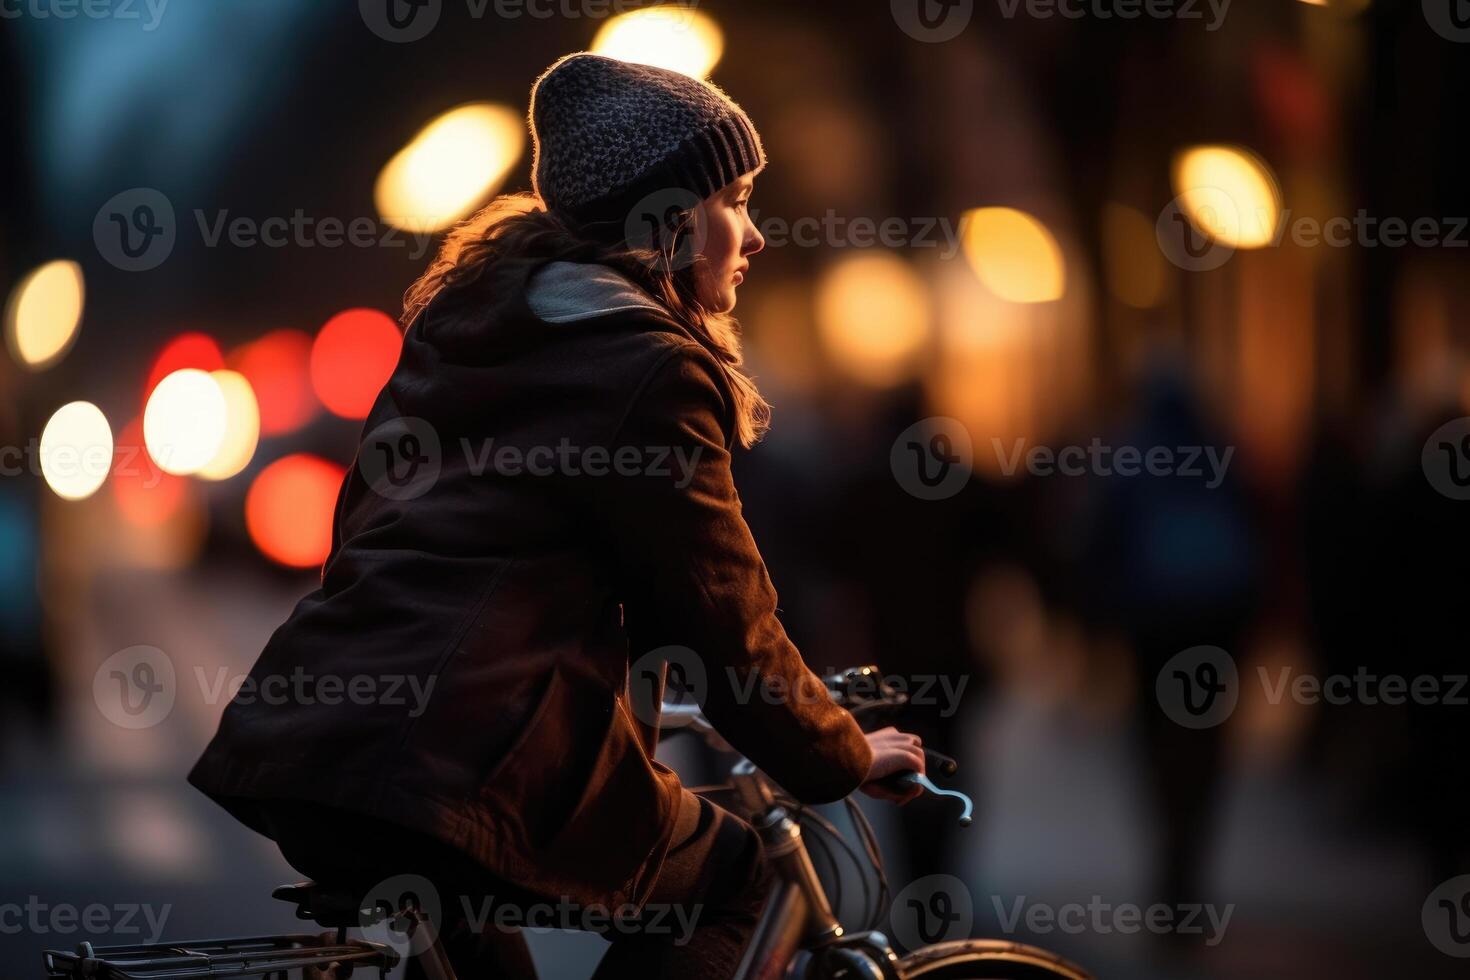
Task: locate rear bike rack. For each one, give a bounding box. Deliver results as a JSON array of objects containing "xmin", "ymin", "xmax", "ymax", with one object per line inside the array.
[{"xmin": 42, "ymin": 933, "xmax": 400, "ymax": 980}]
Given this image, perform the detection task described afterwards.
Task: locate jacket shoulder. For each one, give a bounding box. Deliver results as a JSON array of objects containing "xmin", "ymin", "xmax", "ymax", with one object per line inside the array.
[
  {"xmin": 525, "ymin": 260, "xmax": 705, "ymax": 360},
  {"xmin": 613, "ymin": 333, "xmax": 738, "ymax": 453},
  {"xmin": 526, "ymin": 260, "xmax": 669, "ymax": 324}
]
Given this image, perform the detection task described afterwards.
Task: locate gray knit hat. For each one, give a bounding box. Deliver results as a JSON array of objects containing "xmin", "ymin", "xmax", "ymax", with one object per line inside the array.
[{"xmin": 529, "ymin": 53, "xmax": 766, "ymax": 226}]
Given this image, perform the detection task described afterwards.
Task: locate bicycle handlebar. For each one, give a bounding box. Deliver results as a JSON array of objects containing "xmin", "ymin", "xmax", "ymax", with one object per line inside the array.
[
  {"xmin": 881, "ymin": 771, "xmax": 974, "ymax": 826},
  {"xmin": 655, "ymin": 663, "xmax": 973, "ymax": 827},
  {"xmin": 923, "ymin": 747, "xmax": 959, "ymax": 778}
]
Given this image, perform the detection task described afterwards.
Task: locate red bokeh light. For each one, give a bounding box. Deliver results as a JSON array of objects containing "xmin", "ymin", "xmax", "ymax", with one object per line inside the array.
[
  {"xmin": 309, "ymin": 308, "xmax": 403, "ymax": 419},
  {"xmin": 144, "ymin": 333, "xmax": 225, "ymax": 408},
  {"xmin": 112, "ymin": 417, "xmax": 187, "ymax": 528},
  {"xmin": 245, "ymin": 453, "xmax": 345, "ymax": 569},
  {"xmin": 229, "ymin": 329, "xmax": 319, "ymax": 436}
]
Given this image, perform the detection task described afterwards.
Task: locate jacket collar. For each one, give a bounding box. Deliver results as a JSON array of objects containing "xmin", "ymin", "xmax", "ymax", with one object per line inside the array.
[{"xmin": 526, "ymin": 261, "xmax": 668, "ymax": 323}]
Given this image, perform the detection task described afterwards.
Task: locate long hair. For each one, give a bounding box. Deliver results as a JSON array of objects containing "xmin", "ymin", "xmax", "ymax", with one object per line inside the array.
[{"xmin": 401, "ymin": 192, "xmax": 770, "ymax": 448}]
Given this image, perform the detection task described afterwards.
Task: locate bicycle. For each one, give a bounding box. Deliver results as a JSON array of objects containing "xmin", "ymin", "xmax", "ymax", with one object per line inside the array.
[{"xmin": 41, "ymin": 665, "xmax": 1091, "ymax": 980}]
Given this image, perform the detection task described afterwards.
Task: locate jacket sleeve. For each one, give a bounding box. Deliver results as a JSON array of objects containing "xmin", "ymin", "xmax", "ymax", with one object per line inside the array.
[{"xmin": 600, "ymin": 341, "xmax": 873, "ymax": 804}]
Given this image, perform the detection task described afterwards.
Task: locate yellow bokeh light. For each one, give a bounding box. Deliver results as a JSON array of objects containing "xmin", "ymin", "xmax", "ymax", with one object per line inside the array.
[
  {"xmin": 590, "ymin": 6, "xmax": 725, "ymax": 78},
  {"xmin": 197, "ymin": 370, "xmax": 260, "ymax": 481},
  {"xmin": 1171, "ymin": 144, "xmax": 1282, "ymax": 249},
  {"xmin": 5, "ymin": 259, "xmax": 84, "ymax": 370},
  {"xmin": 375, "ymin": 102, "xmax": 526, "ymax": 234},
  {"xmin": 144, "ymin": 368, "xmax": 228, "ymax": 476},
  {"xmin": 961, "ymin": 207, "xmax": 1066, "ymax": 304},
  {"xmin": 40, "ymin": 401, "xmax": 112, "ymax": 501},
  {"xmin": 814, "ymin": 252, "xmax": 930, "ymax": 387},
  {"xmin": 1297, "ymin": 0, "xmax": 1371, "ymax": 10}
]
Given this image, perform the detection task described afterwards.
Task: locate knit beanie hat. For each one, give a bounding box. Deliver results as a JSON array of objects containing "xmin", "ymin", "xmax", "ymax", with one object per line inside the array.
[{"xmin": 529, "ymin": 53, "xmax": 766, "ymax": 227}]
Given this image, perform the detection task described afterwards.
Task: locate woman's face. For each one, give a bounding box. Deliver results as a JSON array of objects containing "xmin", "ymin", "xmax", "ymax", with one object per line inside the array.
[{"xmin": 690, "ymin": 174, "xmax": 763, "ymax": 314}]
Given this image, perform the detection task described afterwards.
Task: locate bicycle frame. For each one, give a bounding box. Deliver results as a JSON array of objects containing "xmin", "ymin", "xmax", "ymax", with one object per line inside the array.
[
  {"xmin": 731, "ymin": 760, "xmax": 845, "ymax": 944},
  {"xmin": 664, "ymin": 682, "xmax": 917, "ymax": 980},
  {"xmin": 725, "ymin": 756, "xmax": 904, "ymax": 979}
]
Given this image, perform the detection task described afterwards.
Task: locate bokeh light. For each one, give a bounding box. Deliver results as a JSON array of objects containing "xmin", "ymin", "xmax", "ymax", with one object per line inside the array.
[
  {"xmin": 590, "ymin": 6, "xmax": 725, "ymax": 78},
  {"xmin": 310, "ymin": 308, "xmax": 402, "ymax": 419},
  {"xmin": 960, "ymin": 207, "xmax": 1067, "ymax": 304},
  {"xmin": 110, "ymin": 415, "xmax": 208, "ymax": 570},
  {"xmin": 1171, "ymin": 144, "xmax": 1283, "ymax": 249},
  {"xmin": 814, "ymin": 252, "xmax": 930, "ymax": 387},
  {"xmin": 245, "ymin": 454, "xmax": 344, "ymax": 569},
  {"xmin": 144, "ymin": 333, "xmax": 225, "ymax": 408},
  {"xmin": 197, "ymin": 370, "xmax": 260, "ymax": 481},
  {"xmin": 143, "ymin": 368, "xmax": 228, "ymax": 475},
  {"xmin": 375, "ymin": 102, "xmax": 525, "ymax": 234},
  {"xmin": 112, "ymin": 417, "xmax": 189, "ymax": 529},
  {"xmin": 5, "ymin": 259, "xmax": 84, "ymax": 370},
  {"xmin": 39, "ymin": 401, "xmax": 112, "ymax": 501},
  {"xmin": 1296, "ymin": 0, "xmax": 1371, "ymax": 11},
  {"xmin": 228, "ymin": 329, "xmax": 318, "ymax": 436},
  {"xmin": 931, "ymin": 257, "xmax": 1043, "ymax": 479}
]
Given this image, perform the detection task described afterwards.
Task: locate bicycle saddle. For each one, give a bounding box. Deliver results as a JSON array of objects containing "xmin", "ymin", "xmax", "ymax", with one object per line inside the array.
[{"xmin": 272, "ymin": 880, "xmax": 372, "ymax": 929}]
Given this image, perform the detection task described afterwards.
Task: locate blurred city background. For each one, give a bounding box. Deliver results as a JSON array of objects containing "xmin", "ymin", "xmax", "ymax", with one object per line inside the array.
[{"xmin": 3, "ymin": 0, "xmax": 1469, "ymax": 976}]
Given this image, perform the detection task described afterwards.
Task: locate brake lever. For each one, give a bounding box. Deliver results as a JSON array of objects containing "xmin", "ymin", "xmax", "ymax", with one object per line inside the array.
[{"xmin": 886, "ymin": 771, "xmax": 973, "ymax": 827}]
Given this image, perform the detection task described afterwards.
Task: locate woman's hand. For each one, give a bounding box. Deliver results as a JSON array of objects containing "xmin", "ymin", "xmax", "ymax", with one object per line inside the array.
[{"xmin": 859, "ymin": 726, "xmax": 926, "ymax": 804}]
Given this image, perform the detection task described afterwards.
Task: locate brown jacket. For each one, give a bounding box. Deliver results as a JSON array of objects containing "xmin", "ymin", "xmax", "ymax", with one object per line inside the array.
[{"xmin": 187, "ymin": 258, "xmax": 872, "ymax": 908}]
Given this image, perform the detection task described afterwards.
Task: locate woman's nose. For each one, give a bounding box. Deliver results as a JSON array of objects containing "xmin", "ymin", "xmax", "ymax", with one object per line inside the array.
[{"xmin": 743, "ymin": 221, "xmax": 765, "ymax": 256}]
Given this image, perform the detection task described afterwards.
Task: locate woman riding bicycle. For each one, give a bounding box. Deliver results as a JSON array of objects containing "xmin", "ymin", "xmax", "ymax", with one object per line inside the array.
[{"xmin": 188, "ymin": 52, "xmax": 926, "ymax": 979}]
